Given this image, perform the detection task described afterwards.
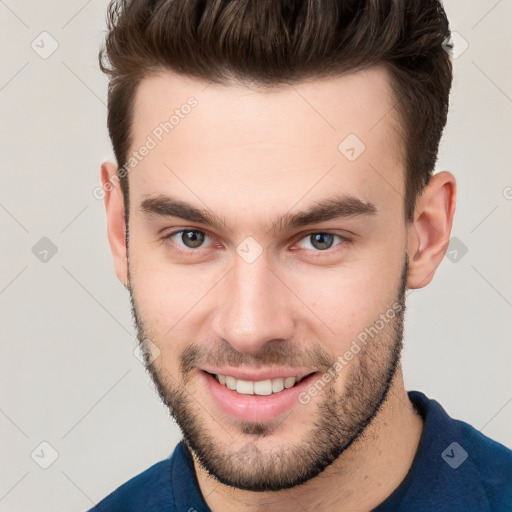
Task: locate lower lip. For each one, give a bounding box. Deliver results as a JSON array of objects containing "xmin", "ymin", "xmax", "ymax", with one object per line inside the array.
[{"xmin": 198, "ymin": 369, "xmax": 319, "ymax": 423}]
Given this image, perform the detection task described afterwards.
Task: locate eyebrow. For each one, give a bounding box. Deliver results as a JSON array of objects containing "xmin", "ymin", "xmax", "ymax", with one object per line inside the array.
[{"xmin": 139, "ymin": 193, "xmax": 378, "ymax": 234}]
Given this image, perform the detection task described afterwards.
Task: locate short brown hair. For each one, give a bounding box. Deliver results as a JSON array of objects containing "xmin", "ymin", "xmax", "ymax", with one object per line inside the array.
[{"xmin": 99, "ymin": 0, "xmax": 453, "ymax": 223}]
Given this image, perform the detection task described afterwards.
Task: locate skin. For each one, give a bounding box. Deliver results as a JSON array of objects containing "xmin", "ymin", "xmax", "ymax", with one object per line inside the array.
[{"xmin": 101, "ymin": 64, "xmax": 456, "ymax": 511}]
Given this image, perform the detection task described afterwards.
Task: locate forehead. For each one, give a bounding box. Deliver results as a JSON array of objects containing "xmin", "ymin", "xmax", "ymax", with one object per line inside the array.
[{"xmin": 129, "ymin": 65, "xmax": 405, "ymax": 226}]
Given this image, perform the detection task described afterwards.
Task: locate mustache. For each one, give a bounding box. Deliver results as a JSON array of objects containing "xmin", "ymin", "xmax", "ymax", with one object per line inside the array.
[{"xmin": 180, "ymin": 340, "xmax": 334, "ymax": 377}]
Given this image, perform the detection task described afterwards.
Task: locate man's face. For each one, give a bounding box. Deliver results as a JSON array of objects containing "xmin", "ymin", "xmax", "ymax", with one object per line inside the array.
[{"xmin": 125, "ymin": 65, "xmax": 411, "ymax": 491}]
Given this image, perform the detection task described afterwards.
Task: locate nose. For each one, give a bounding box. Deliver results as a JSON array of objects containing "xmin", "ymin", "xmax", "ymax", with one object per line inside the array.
[{"xmin": 212, "ymin": 253, "xmax": 296, "ymax": 355}]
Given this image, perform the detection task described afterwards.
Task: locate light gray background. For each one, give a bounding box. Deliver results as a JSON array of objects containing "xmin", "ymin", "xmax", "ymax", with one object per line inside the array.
[{"xmin": 0, "ymin": 1, "xmax": 511, "ymax": 511}]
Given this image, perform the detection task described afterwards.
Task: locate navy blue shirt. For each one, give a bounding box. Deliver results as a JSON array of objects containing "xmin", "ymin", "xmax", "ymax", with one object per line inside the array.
[{"xmin": 88, "ymin": 391, "xmax": 512, "ymax": 511}]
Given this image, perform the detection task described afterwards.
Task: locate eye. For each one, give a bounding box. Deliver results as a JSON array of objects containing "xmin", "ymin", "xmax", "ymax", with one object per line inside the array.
[
  {"xmin": 163, "ymin": 229, "xmax": 347, "ymax": 256},
  {"xmin": 296, "ymin": 232, "xmax": 345, "ymax": 251},
  {"xmin": 166, "ymin": 229, "xmax": 211, "ymax": 251}
]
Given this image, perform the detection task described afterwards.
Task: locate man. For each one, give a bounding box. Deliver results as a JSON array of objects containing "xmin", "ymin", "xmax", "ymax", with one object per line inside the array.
[{"xmin": 90, "ymin": 0, "xmax": 512, "ymax": 510}]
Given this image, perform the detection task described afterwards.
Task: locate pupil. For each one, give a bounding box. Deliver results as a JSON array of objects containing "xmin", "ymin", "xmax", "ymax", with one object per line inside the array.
[
  {"xmin": 183, "ymin": 230, "xmax": 204, "ymax": 248},
  {"xmin": 311, "ymin": 233, "xmax": 333, "ymax": 250}
]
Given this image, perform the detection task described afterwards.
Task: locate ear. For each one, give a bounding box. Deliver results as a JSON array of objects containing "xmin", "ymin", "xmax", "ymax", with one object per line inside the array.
[
  {"xmin": 101, "ymin": 161, "xmax": 128, "ymax": 288},
  {"xmin": 406, "ymin": 171, "xmax": 457, "ymax": 289}
]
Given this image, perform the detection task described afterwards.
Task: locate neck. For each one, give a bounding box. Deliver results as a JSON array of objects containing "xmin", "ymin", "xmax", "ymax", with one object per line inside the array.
[{"xmin": 191, "ymin": 366, "xmax": 423, "ymax": 512}]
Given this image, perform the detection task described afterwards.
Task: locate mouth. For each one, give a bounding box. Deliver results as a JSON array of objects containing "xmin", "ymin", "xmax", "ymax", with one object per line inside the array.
[
  {"xmin": 203, "ymin": 370, "xmax": 314, "ymax": 396},
  {"xmin": 198, "ymin": 369, "xmax": 320, "ymax": 423}
]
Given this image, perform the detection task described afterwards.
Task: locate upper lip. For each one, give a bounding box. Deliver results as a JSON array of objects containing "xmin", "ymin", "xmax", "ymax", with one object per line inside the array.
[{"xmin": 199, "ymin": 366, "xmax": 317, "ymax": 381}]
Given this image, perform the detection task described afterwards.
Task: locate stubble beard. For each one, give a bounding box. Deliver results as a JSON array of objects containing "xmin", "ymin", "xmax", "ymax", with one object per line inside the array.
[{"xmin": 128, "ymin": 255, "xmax": 409, "ymax": 492}]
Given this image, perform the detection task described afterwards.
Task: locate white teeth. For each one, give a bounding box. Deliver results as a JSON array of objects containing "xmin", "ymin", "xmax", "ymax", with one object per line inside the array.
[
  {"xmin": 225, "ymin": 375, "xmax": 237, "ymax": 390},
  {"xmin": 236, "ymin": 379, "xmax": 254, "ymax": 395},
  {"xmin": 253, "ymin": 379, "xmax": 273, "ymax": 396},
  {"xmin": 272, "ymin": 378, "xmax": 284, "ymax": 393},
  {"xmin": 214, "ymin": 374, "xmax": 303, "ymax": 395},
  {"xmin": 284, "ymin": 377, "xmax": 296, "ymax": 389}
]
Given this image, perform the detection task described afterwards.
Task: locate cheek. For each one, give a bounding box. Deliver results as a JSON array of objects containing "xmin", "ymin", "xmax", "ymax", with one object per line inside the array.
[
  {"xmin": 128, "ymin": 239, "xmax": 220, "ymax": 351},
  {"xmin": 131, "ymin": 268, "xmax": 201, "ymax": 335},
  {"xmin": 290, "ymin": 255, "xmax": 403, "ymax": 348}
]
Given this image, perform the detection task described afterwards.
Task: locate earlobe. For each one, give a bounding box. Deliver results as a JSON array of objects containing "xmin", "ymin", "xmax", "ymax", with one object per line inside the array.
[
  {"xmin": 101, "ymin": 161, "xmax": 129, "ymax": 288},
  {"xmin": 407, "ymin": 171, "xmax": 457, "ymax": 289}
]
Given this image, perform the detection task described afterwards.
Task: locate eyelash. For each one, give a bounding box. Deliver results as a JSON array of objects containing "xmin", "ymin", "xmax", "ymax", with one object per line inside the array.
[{"xmin": 162, "ymin": 229, "xmax": 348, "ymax": 257}]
